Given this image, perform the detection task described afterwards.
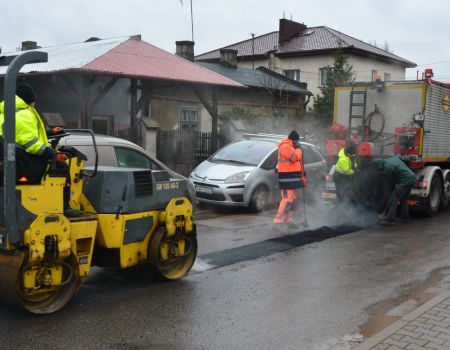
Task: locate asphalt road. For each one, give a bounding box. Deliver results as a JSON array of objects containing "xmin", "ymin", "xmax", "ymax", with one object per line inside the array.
[{"xmin": 2, "ymin": 206, "xmax": 450, "ymax": 350}]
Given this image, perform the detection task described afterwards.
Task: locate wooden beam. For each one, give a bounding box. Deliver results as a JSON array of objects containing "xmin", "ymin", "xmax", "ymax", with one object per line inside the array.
[
  {"xmin": 136, "ymin": 85, "xmax": 151, "ymax": 115},
  {"xmin": 194, "ymin": 86, "xmax": 219, "ymax": 151},
  {"xmin": 90, "ymin": 77, "xmax": 119, "ymax": 111},
  {"xmin": 59, "ymin": 75, "xmax": 81, "ymax": 98}
]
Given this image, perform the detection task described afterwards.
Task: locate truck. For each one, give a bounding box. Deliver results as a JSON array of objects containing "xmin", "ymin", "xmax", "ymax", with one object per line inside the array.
[
  {"xmin": 323, "ymin": 69, "xmax": 450, "ymax": 216},
  {"xmin": 0, "ymin": 51, "xmax": 197, "ymax": 314}
]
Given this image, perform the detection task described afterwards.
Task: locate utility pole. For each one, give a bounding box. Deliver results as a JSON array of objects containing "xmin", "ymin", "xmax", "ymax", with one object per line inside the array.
[
  {"xmin": 190, "ymin": 0, "xmax": 194, "ymax": 41},
  {"xmin": 179, "ymin": 0, "xmax": 194, "ymax": 42}
]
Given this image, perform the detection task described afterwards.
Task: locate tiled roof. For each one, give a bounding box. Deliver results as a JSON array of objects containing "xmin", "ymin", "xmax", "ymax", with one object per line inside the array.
[
  {"xmin": 196, "ymin": 26, "xmax": 416, "ymax": 67},
  {"xmin": 0, "ymin": 37, "xmax": 243, "ymax": 88},
  {"xmin": 197, "ymin": 62, "xmax": 311, "ymax": 95}
]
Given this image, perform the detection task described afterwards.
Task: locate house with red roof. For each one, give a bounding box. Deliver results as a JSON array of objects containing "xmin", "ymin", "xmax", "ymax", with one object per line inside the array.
[
  {"xmin": 195, "ymin": 18, "xmax": 416, "ymax": 98},
  {"xmin": 0, "ymin": 36, "xmax": 311, "ymax": 173}
]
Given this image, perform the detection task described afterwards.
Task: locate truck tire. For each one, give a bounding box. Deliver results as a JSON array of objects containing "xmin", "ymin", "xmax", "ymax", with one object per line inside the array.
[
  {"xmin": 249, "ymin": 185, "xmax": 269, "ymax": 213},
  {"xmin": 441, "ymin": 173, "xmax": 450, "ymax": 209},
  {"xmin": 425, "ymin": 173, "xmax": 442, "ymax": 216}
]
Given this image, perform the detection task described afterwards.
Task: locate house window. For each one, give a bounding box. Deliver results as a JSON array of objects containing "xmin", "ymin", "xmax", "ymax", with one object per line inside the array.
[
  {"xmin": 283, "ymin": 69, "xmax": 300, "ymax": 81},
  {"xmin": 91, "ymin": 115, "xmax": 113, "ymax": 135},
  {"xmin": 179, "ymin": 106, "xmax": 201, "ymax": 130},
  {"xmin": 384, "ymin": 73, "xmax": 391, "ymax": 81},
  {"xmin": 320, "ymin": 67, "xmax": 333, "ymax": 86}
]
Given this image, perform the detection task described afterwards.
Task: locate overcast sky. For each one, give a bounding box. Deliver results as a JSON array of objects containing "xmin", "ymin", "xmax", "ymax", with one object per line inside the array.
[{"xmin": 2, "ymin": 0, "xmax": 450, "ymax": 82}]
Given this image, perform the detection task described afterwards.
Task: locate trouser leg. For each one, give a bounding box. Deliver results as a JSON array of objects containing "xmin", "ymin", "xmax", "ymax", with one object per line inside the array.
[
  {"xmin": 384, "ymin": 184, "xmax": 409, "ymax": 222},
  {"xmin": 334, "ymin": 172, "xmax": 353, "ymax": 203},
  {"xmin": 16, "ymin": 148, "xmax": 47, "ymax": 184},
  {"xmin": 284, "ymin": 189, "xmax": 298, "ymax": 223},
  {"xmin": 275, "ymin": 189, "xmax": 297, "ymax": 223},
  {"xmin": 333, "ymin": 172, "xmax": 346, "ymax": 201}
]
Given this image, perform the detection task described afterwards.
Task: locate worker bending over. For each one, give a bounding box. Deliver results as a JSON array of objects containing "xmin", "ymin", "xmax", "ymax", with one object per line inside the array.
[
  {"xmin": 273, "ymin": 130, "xmax": 306, "ymax": 225},
  {"xmin": 333, "ymin": 144, "xmax": 357, "ymax": 202},
  {"xmin": 372, "ymin": 156, "xmax": 416, "ymax": 225}
]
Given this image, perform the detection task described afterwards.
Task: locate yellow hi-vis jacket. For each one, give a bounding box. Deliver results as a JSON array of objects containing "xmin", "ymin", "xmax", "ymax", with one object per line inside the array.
[
  {"xmin": 0, "ymin": 96, "xmax": 49, "ymax": 155},
  {"xmin": 335, "ymin": 148, "xmax": 355, "ymax": 175}
]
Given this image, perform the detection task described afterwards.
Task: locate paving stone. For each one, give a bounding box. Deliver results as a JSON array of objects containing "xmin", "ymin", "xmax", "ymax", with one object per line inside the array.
[
  {"xmin": 425, "ymin": 319, "xmax": 450, "ymax": 328},
  {"xmin": 420, "ymin": 333, "xmax": 445, "ymax": 345},
  {"xmin": 391, "ymin": 334, "xmax": 405, "ymax": 341},
  {"xmin": 384, "ymin": 337, "xmax": 409, "ymax": 348},
  {"xmin": 405, "ymin": 344, "xmax": 425, "ymax": 350},
  {"xmin": 410, "ymin": 321, "xmax": 433, "ymax": 330},
  {"xmin": 424, "ymin": 342, "xmax": 448, "ymax": 350},
  {"xmin": 403, "ymin": 325, "xmax": 417, "ymax": 332},
  {"xmin": 424, "ymin": 315, "xmax": 445, "ymax": 322},
  {"xmin": 414, "ymin": 326, "xmax": 439, "ymax": 337},
  {"xmin": 396, "ymin": 329, "xmax": 423, "ymax": 339},
  {"xmin": 431, "ymin": 325, "xmax": 450, "ymax": 334},
  {"xmin": 373, "ymin": 344, "xmax": 390, "ymax": 350},
  {"xmin": 400, "ymin": 335, "xmax": 428, "ymax": 347}
]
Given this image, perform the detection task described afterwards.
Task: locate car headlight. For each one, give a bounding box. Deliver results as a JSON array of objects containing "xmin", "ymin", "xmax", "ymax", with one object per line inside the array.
[
  {"xmin": 189, "ymin": 171, "xmax": 195, "ymax": 178},
  {"xmin": 224, "ymin": 171, "xmax": 250, "ymax": 183}
]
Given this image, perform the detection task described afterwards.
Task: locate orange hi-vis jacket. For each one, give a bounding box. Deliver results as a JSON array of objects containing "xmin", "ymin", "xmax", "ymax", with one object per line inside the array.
[
  {"xmin": 277, "ymin": 138, "xmax": 302, "ymax": 172},
  {"xmin": 277, "ymin": 138, "xmax": 306, "ymax": 189}
]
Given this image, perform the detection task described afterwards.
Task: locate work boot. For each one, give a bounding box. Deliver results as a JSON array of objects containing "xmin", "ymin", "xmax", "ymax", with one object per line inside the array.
[
  {"xmin": 273, "ymin": 213, "xmax": 285, "ymax": 225},
  {"xmin": 284, "ymin": 212, "xmax": 293, "ymax": 224},
  {"xmin": 64, "ymin": 207, "xmax": 82, "ymax": 217},
  {"xmin": 379, "ymin": 218, "xmax": 397, "ymax": 226}
]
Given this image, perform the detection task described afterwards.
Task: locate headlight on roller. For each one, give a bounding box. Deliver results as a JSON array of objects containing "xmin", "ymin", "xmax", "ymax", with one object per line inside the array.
[{"xmin": 224, "ymin": 171, "xmax": 250, "ymax": 183}]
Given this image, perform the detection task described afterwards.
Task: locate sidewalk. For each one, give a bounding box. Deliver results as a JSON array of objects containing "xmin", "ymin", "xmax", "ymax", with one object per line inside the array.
[{"xmin": 355, "ymin": 292, "xmax": 450, "ymax": 350}]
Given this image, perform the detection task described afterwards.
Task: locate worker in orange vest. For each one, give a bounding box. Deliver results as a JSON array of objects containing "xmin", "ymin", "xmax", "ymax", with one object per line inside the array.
[{"xmin": 273, "ymin": 130, "xmax": 307, "ymax": 225}]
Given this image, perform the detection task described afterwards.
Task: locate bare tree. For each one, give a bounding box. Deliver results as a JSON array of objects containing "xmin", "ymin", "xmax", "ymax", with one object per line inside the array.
[{"xmin": 257, "ymin": 71, "xmax": 293, "ymax": 133}]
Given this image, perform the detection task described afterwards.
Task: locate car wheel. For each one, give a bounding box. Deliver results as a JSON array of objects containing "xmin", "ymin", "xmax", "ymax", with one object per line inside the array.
[{"xmin": 249, "ymin": 186, "xmax": 269, "ymax": 213}]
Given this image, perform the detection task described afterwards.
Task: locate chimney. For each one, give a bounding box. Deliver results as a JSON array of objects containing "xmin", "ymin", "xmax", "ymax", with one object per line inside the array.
[
  {"xmin": 278, "ymin": 19, "xmax": 307, "ymax": 44},
  {"xmin": 220, "ymin": 48, "xmax": 238, "ymax": 68},
  {"xmin": 21, "ymin": 41, "xmax": 38, "ymax": 51},
  {"xmin": 175, "ymin": 41, "xmax": 195, "ymax": 62}
]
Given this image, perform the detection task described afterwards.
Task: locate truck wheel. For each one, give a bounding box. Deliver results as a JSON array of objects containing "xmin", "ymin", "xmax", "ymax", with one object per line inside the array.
[
  {"xmin": 425, "ymin": 173, "xmax": 442, "ymax": 216},
  {"xmin": 249, "ymin": 186, "xmax": 269, "ymax": 213},
  {"xmin": 440, "ymin": 173, "xmax": 450, "ymax": 209}
]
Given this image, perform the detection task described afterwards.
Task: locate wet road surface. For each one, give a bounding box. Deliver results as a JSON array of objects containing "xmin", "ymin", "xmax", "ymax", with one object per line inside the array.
[{"xmin": 2, "ymin": 207, "xmax": 450, "ymax": 349}]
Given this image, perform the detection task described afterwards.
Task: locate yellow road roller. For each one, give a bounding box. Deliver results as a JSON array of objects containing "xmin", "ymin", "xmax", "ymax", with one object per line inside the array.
[{"xmin": 0, "ymin": 51, "xmax": 197, "ymax": 314}]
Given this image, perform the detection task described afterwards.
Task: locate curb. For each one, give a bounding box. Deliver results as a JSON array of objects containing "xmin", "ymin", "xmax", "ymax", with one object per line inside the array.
[{"xmin": 353, "ymin": 291, "xmax": 450, "ymax": 350}]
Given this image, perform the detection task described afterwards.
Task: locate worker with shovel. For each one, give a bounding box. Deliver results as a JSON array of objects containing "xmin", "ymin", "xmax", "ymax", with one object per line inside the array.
[{"xmin": 273, "ymin": 130, "xmax": 307, "ymax": 226}]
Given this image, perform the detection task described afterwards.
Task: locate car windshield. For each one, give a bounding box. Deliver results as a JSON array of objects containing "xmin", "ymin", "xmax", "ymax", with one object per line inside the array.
[{"xmin": 210, "ymin": 140, "xmax": 276, "ymax": 166}]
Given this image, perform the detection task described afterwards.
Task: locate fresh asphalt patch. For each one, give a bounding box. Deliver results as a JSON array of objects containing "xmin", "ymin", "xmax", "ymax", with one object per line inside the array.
[{"xmin": 195, "ymin": 224, "xmax": 365, "ymax": 271}]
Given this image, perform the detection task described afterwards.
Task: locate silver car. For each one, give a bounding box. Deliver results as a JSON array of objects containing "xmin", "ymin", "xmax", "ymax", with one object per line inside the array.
[
  {"xmin": 58, "ymin": 133, "xmax": 197, "ymax": 205},
  {"xmin": 189, "ymin": 134, "xmax": 327, "ymax": 212}
]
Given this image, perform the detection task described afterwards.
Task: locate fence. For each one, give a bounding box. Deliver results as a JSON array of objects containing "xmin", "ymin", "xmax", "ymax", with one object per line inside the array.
[{"xmin": 157, "ymin": 129, "xmax": 226, "ymax": 176}]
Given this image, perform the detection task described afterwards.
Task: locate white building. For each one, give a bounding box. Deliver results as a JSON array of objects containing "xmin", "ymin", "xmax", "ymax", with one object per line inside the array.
[{"xmin": 196, "ymin": 19, "xmax": 416, "ymax": 98}]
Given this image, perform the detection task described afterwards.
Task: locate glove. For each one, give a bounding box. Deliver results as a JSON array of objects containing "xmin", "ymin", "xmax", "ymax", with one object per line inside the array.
[
  {"xmin": 42, "ymin": 147, "xmax": 56, "ymax": 160},
  {"xmin": 52, "ymin": 127, "xmax": 65, "ymax": 134}
]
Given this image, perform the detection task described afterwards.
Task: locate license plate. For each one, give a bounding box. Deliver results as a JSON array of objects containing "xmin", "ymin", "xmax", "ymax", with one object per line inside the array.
[
  {"xmin": 326, "ymin": 182, "xmax": 336, "ymax": 190},
  {"xmin": 195, "ymin": 185, "xmax": 213, "ymax": 195},
  {"xmin": 321, "ymin": 192, "xmax": 336, "ymax": 200}
]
